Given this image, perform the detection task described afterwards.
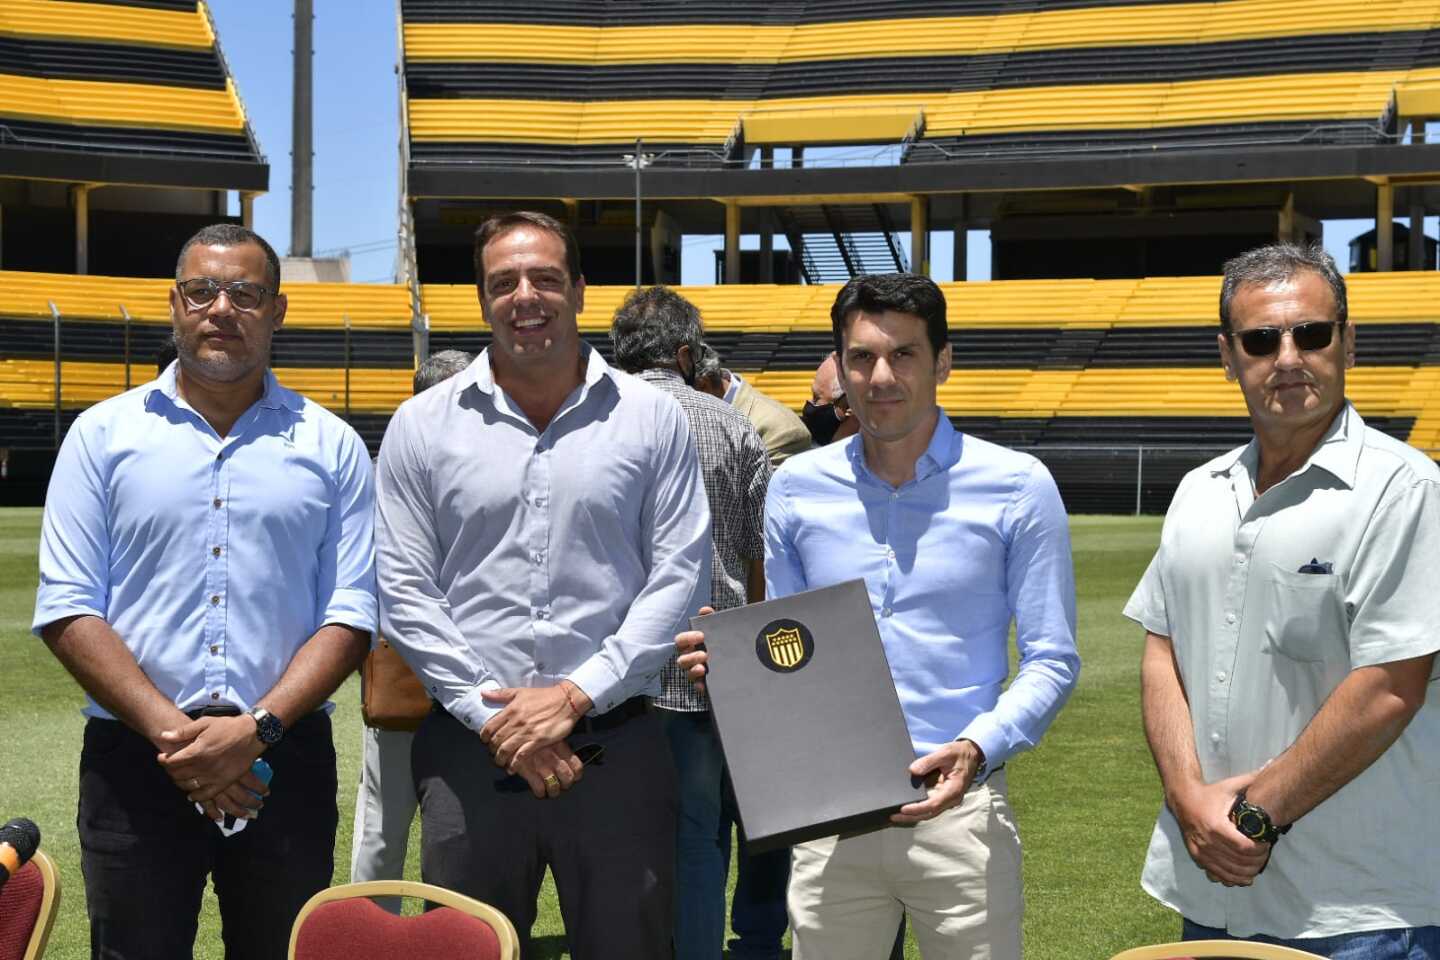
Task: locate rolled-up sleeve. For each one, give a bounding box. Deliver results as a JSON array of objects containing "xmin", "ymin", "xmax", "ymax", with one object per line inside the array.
[
  {"xmin": 315, "ymin": 425, "xmax": 377, "ymax": 634},
  {"xmin": 569, "ymin": 396, "xmax": 711, "ymax": 712},
  {"xmin": 957, "ymin": 460, "xmax": 1080, "ymax": 767},
  {"xmin": 1345, "ymin": 476, "xmax": 1440, "ymax": 671},
  {"xmin": 33, "ymin": 415, "xmax": 111, "ymax": 635},
  {"xmin": 376, "ymin": 401, "xmax": 504, "ymax": 731}
]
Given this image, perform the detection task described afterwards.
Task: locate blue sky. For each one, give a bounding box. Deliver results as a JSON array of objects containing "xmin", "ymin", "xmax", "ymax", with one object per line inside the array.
[{"xmin": 211, "ymin": 2, "xmax": 1397, "ymax": 286}]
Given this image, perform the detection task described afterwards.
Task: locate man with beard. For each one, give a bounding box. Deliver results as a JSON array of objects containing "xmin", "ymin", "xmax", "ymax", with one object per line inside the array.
[{"xmin": 34, "ymin": 223, "xmax": 376, "ymax": 958}]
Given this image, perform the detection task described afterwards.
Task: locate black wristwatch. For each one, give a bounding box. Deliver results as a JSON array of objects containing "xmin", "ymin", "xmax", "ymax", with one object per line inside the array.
[
  {"xmin": 1229, "ymin": 791, "xmax": 1290, "ymax": 845},
  {"xmin": 248, "ymin": 707, "xmax": 284, "ymax": 747}
]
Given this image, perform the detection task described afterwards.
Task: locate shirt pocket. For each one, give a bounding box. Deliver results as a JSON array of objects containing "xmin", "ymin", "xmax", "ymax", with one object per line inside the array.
[{"xmin": 1260, "ymin": 563, "xmax": 1348, "ymax": 663}]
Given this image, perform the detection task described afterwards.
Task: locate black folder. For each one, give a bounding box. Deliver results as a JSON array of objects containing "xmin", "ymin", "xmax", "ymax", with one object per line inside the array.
[{"xmin": 693, "ymin": 578, "xmax": 926, "ymax": 852}]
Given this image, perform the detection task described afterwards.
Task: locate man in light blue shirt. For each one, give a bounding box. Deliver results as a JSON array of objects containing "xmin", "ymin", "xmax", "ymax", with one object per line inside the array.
[
  {"xmin": 375, "ymin": 211, "xmax": 710, "ymax": 959},
  {"xmin": 33, "ymin": 223, "xmax": 376, "ymax": 960},
  {"xmin": 680, "ymin": 273, "xmax": 1078, "ymax": 960}
]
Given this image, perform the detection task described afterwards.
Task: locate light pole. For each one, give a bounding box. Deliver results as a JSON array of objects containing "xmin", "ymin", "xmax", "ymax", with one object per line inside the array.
[{"xmin": 624, "ymin": 138, "xmax": 654, "ymax": 288}]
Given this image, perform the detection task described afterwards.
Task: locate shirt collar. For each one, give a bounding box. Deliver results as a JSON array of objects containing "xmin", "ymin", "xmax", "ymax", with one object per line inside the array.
[
  {"xmin": 722, "ymin": 369, "xmax": 742, "ymax": 405},
  {"xmin": 465, "ymin": 342, "xmax": 613, "ymax": 396},
  {"xmin": 1212, "ymin": 401, "xmax": 1361, "ymax": 489},
  {"xmin": 848, "ymin": 407, "xmax": 960, "ymax": 484},
  {"xmin": 148, "ymin": 362, "xmax": 298, "ymax": 412}
]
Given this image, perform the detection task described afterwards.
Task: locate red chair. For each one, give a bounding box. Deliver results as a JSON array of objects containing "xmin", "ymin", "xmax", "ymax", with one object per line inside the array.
[
  {"xmin": 0, "ymin": 849, "xmax": 61, "ymax": 960},
  {"xmin": 287, "ymin": 880, "xmax": 519, "ymax": 960},
  {"xmin": 1109, "ymin": 940, "xmax": 1326, "ymax": 960}
]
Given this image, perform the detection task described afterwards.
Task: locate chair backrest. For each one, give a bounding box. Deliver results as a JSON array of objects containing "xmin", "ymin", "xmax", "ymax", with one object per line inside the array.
[
  {"xmin": 0, "ymin": 849, "xmax": 62, "ymax": 960},
  {"xmin": 1110, "ymin": 939, "xmax": 1327, "ymax": 960},
  {"xmin": 287, "ymin": 880, "xmax": 519, "ymax": 960}
]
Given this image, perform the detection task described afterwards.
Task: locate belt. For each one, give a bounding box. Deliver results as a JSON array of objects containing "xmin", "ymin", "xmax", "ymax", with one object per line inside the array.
[
  {"xmin": 433, "ymin": 695, "xmax": 648, "ymax": 733},
  {"xmin": 572, "ymin": 696, "xmax": 648, "ymax": 734},
  {"xmin": 186, "ymin": 706, "xmax": 242, "ymax": 720}
]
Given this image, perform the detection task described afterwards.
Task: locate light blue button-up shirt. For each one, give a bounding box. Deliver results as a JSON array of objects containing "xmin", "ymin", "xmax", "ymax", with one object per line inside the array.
[
  {"xmin": 375, "ymin": 346, "xmax": 711, "ymax": 733},
  {"xmin": 765, "ymin": 412, "xmax": 1079, "ymax": 762},
  {"xmin": 32, "ymin": 363, "xmax": 378, "ymax": 719}
]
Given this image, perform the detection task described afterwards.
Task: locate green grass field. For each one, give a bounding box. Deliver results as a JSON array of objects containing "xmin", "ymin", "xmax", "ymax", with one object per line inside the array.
[{"xmin": 0, "ymin": 508, "xmax": 1177, "ymax": 959}]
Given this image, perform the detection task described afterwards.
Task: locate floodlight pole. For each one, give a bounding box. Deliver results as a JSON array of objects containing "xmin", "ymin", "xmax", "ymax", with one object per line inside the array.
[
  {"xmin": 291, "ymin": 0, "xmax": 314, "ymax": 257},
  {"xmin": 634, "ymin": 137, "xmax": 643, "ymax": 288}
]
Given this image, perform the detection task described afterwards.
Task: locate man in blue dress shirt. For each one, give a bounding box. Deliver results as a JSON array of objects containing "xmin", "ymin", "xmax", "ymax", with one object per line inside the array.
[
  {"xmin": 33, "ymin": 223, "xmax": 377, "ymax": 959},
  {"xmin": 680, "ymin": 273, "xmax": 1079, "ymax": 960},
  {"xmin": 375, "ymin": 211, "xmax": 710, "ymax": 959}
]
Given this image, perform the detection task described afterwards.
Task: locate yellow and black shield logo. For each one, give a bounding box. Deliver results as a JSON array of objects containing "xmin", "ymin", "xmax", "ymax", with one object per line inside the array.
[{"xmin": 755, "ymin": 618, "xmax": 815, "ymax": 673}]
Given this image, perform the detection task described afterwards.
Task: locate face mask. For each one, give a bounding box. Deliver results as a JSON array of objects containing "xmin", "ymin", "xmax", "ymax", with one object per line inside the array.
[{"xmin": 801, "ymin": 400, "xmax": 844, "ymax": 446}]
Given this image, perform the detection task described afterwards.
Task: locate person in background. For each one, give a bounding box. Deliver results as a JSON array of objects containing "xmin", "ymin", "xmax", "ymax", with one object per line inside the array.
[
  {"xmin": 375, "ymin": 211, "xmax": 710, "ymax": 959},
  {"xmin": 694, "ymin": 342, "xmax": 812, "ymax": 468},
  {"xmin": 803, "ymin": 350, "xmax": 858, "ymax": 446},
  {"xmin": 1127, "ymin": 242, "xmax": 1440, "ymax": 956},
  {"xmin": 349, "ymin": 349, "xmax": 473, "ymax": 911},
  {"xmin": 34, "ymin": 223, "xmax": 375, "ymax": 958},
  {"xmin": 610, "ymin": 288, "xmax": 783, "ymax": 960}
]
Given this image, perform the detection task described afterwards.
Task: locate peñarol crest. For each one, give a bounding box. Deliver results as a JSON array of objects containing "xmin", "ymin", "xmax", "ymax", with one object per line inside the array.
[{"xmin": 755, "ymin": 618, "xmax": 815, "ymax": 673}]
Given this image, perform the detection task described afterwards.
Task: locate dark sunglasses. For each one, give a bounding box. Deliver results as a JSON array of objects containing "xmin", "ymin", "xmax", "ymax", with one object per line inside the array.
[
  {"xmin": 176, "ymin": 277, "xmax": 273, "ymax": 313},
  {"xmin": 1233, "ymin": 320, "xmax": 1341, "ymax": 358}
]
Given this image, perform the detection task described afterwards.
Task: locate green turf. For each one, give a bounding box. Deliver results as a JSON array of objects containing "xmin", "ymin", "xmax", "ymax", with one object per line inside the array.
[{"xmin": 0, "ymin": 508, "xmax": 1177, "ymax": 959}]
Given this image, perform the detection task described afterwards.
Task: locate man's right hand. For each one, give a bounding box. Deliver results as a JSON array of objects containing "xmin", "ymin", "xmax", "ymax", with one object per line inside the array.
[
  {"xmin": 511, "ymin": 742, "xmax": 585, "ymax": 799},
  {"xmin": 1171, "ymin": 774, "xmax": 1271, "ymax": 886},
  {"xmin": 675, "ymin": 606, "xmax": 715, "ymax": 695}
]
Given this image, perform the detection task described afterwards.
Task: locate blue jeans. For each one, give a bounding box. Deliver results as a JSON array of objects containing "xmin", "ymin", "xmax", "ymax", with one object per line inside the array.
[
  {"xmin": 659, "ymin": 708, "xmax": 789, "ymax": 960},
  {"xmin": 1184, "ymin": 919, "xmax": 1440, "ymax": 959}
]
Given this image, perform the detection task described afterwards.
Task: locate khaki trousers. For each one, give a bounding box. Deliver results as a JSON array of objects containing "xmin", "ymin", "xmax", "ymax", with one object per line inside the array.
[{"xmin": 788, "ymin": 769, "xmax": 1022, "ymax": 960}]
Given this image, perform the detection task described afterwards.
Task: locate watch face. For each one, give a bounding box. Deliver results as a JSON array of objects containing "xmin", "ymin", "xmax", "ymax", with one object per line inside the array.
[
  {"xmin": 1236, "ymin": 809, "xmax": 1267, "ymax": 840},
  {"xmin": 254, "ymin": 712, "xmax": 283, "ymax": 744}
]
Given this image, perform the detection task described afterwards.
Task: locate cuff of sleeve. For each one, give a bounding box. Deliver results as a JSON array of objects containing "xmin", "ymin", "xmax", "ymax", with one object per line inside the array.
[
  {"xmin": 31, "ymin": 592, "xmax": 105, "ymax": 638},
  {"xmin": 566, "ymin": 656, "xmax": 626, "ymax": 716},
  {"xmin": 956, "ymin": 714, "xmax": 1007, "ymax": 772},
  {"xmin": 449, "ymin": 686, "xmax": 503, "ymax": 734},
  {"xmin": 322, "ymin": 587, "xmax": 378, "ymax": 635}
]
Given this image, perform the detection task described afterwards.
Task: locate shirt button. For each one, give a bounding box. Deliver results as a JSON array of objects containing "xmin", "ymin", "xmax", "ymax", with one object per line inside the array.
[
  {"xmin": 881, "ymin": 606, "xmax": 893, "ymax": 617},
  {"xmin": 890, "ymin": 491, "xmax": 899, "ymax": 499},
  {"xmin": 1235, "ymin": 555, "xmax": 1247, "ymax": 565},
  {"xmin": 213, "ymin": 498, "xmax": 223, "ymax": 509},
  {"xmin": 534, "ymin": 551, "xmax": 545, "ymax": 564},
  {"xmin": 210, "ymin": 595, "xmax": 221, "ymax": 606},
  {"xmin": 537, "ymin": 661, "xmax": 546, "ymax": 671},
  {"xmin": 1210, "ymin": 732, "xmax": 1221, "ymax": 744},
  {"xmin": 212, "ymin": 546, "xmax": 221, "ymax": 557},
  {"xmin": 1216, "ymin": 671, "xmax": 1227, "ymax": 682},
  {"xmin": 534, "ymin": 497, "xmax": 547, "ymax": 508},
  {"xmin": 1225, "ymin": 612, "xmax": 1236, "ymax": 624},
  {"xmin": 210, "ymin": 691, "xmax": 220, "ymax": 701},
  {"xmin": 886, "ymin": 548, "xmax": 896, "ymax": 561},
  {"xmin": 210, "ymin": 645, "xmax": 219, "ymax": 654}
]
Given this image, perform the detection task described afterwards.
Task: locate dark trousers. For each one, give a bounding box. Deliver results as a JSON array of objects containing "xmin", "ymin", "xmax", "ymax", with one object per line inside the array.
[
  {"xmin": 77, "ymin": 713, "xmax": 339, "ymax": 960},
  {"xmin": 413, "ymin": 704, "xmax": 677, "ymax": 960}
]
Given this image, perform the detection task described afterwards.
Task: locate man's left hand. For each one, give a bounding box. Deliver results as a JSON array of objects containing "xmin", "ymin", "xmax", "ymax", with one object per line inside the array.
[
  {"xmin": 891, "ymin": 740, "xmax": 986, "ymax": 825},
  {"xmin": 156, "ymin": 714, "xmax": 265, "ymax": 806},
  {"xmin": 481, "ymin": 682, "xmax": 592, "ymax": 771}
]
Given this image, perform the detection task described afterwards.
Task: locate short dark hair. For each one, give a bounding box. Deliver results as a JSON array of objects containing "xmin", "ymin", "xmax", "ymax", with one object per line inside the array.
[
  {"xmin": 609, "ymin": 285, "xmax": 704, "ymax": 374},
  {"xmin": 1219, "ymin": 242, "xmax": 1347, "ymax": 334},
  {"xmin": 414, "ymin": 349, "xmax": 473, "ymax": 394},
  {"xmin": 473, "ymin": 211, "xmax": 582, "ymax": 289},
  {"xmin": 176, "ymin": 223, "xmax": 281, "ymax": 291},
  {"xmin": 830, "ymin": 273, "xmax": 948, "ymax": 362}
]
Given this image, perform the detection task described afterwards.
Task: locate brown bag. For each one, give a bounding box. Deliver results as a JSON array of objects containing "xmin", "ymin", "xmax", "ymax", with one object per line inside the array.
[{"xmin": 361, "ymin": 635, "xmax": 432, "ymax": 731}]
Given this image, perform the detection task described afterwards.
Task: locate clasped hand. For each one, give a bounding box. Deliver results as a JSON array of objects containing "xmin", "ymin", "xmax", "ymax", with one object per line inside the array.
[
  {"xmin": 480, "ymin": 682, "xmax": 591, "ymax": 771},
  {"xmin": 1172, "ymin": 774, "xmax": 1272, "ymax": 886},
  {"xmin": 156, "ymin": 715, "xmax": 269, "ymax": 823}
]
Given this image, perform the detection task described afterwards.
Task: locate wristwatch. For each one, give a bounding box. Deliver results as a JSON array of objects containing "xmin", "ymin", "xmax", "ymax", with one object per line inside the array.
[
  {"xmin": 1229, "ymin": 791, "xmax": 1290, "ymax": 845},
  {"xmin": 248, "ymin": 707, "xmax": 284, "ymax": 747}
]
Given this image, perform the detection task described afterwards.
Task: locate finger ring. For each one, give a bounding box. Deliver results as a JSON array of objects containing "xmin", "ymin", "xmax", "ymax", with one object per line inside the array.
[{"xmin": 543, "ymin": 774, "xmax": 560, "ymax": 789}]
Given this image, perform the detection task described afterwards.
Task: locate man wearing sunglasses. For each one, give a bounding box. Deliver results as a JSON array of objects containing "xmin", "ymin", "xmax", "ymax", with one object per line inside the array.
[
  {"xmin": 1127, "ymin": 243, "xmax": 1440, "ymax": 957},
  {"xmin": 34, "ymin": 223, "xmax": 376, "ymax": 958}
]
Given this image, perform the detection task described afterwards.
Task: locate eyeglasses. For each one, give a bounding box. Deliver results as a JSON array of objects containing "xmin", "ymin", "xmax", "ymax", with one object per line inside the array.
[
  {"xmin": 176, "ymin": 277, "xmax": 273, "ymax": 312},
  {"xmin": 1232, "ymin": 320, "xmax": 1341, "ymax": 358}
]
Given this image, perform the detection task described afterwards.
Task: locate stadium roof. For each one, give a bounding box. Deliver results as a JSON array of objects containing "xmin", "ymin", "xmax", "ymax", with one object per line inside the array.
[{"xmin": 0, "ymin": 0, "xmax": 268, "ymax": 192}]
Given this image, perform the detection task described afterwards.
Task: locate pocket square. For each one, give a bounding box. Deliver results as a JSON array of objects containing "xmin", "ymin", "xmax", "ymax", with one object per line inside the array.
[{"xmin": 1297, "ymin": 558, "xmax": 1334, "ymax": 574}]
